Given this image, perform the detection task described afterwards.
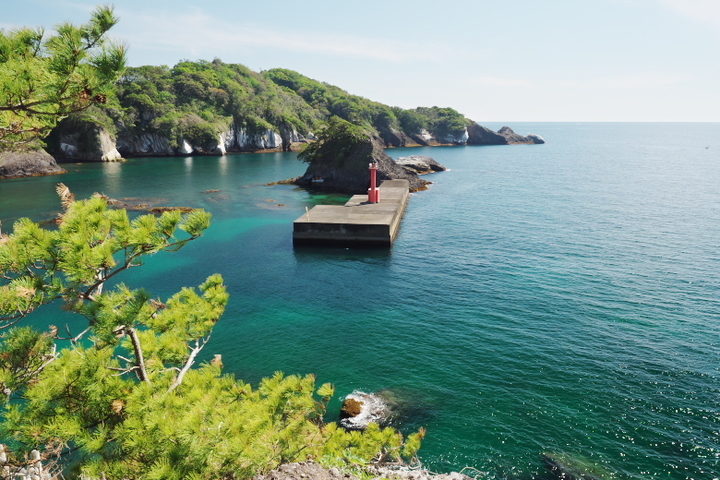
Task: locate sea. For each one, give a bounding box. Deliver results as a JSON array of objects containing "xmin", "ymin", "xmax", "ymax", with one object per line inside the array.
[{"xmin": 0, "ymin": 123, "xmax": 718, "ymax": 480}]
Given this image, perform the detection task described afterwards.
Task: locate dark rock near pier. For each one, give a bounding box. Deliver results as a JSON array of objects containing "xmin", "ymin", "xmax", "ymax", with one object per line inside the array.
[
  {"xmin": 0, "ymin": 150, "xmax": 65, "ymax": 179},
  {"xmin": 294, "ymin": 135, "xmax": 430, "ymax": 193}
]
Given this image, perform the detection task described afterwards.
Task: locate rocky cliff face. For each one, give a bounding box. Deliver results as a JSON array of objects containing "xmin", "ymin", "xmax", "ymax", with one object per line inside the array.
[
  {"xmin": 112, "ymin": 124, "xmax": 311, "ymax": 157},
  {"xmin": 117, "ymin": 132, "xmax": 174, "ymax": 156},
  {"xmin": 37, "ymin": 114, "xmax": 544, "ymax": 171},
  {"xmin": 57, "ymin": 127, "xmax": 122, "ymax": 161},
  {"xmin": 294, "ymin": 135, "xmax": 430, "ymax": 193},
  {"xmin": 46, "ymin": 115, "xmax": 123, "ymax": 162},
  {"xmin": 0, "ymin": 150, "xmax": 65, "ymax": 179}
]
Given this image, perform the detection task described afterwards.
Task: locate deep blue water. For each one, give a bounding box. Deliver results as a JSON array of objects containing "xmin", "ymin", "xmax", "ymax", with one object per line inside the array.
[{"xmin": 1, "ymin": 123, "xmax": 718, "ymax": 479}]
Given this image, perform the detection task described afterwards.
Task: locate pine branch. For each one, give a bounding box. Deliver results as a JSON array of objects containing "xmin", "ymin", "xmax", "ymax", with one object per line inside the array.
[
  {"xmin": 126, "ymin": 327, "xmax": 151, "ymax": 384},
  {"xmin": 168, "ymin": 335, "xmax": 211, "ymax": 392}
]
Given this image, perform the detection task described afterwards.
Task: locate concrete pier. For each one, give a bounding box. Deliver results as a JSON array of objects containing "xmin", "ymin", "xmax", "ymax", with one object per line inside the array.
[{"xmin": 293, "ymin": 179, "xmax": 410, "ymax": 246}]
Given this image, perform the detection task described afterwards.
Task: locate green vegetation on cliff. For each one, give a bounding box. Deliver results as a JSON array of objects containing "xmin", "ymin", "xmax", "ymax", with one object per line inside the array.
[
  {"xmin": 46, "ymin": 58, "xmax": 475, "ymax": 155},
  {"xmin": 0, "ymin": 190, "xmax": 424, "ymax": 479},
  {"xmin": 264, "ymin": 68, "xmax": 471, "ymax": 141},
  {"xmin": 110, "ymin": 60, "xmax": 324, "ymax": 150}
]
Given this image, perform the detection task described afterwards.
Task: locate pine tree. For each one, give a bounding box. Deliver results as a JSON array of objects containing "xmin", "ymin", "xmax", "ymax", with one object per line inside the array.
[
  {"xmin": 0, "ymin": 188, "xmax": 422, "ymax": 479},
  {"xmin": 0, "ymin": 5, "xmax": 126, "ymax": 151}
]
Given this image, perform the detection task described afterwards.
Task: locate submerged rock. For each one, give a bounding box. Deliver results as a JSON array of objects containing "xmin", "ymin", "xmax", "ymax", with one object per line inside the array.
[{"xmin": 542, "ymin": 452, "xmax": 612, "ymax": 480}]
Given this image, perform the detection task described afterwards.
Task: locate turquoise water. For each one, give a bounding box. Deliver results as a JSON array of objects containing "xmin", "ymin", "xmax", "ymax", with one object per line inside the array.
[{"xmin": 1, "ymin": 123, "xmax": 718, "ymax": 479}]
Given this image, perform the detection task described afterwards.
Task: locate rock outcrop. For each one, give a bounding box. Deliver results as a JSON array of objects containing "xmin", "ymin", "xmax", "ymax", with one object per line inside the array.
[
  {"xmin": 0, "ymin": 150, "xmax": 65, "ymax": 179},
  {"xmin": 58, "ymin": 127, "xmax": 122, "ymax": 161},
  {"xmin": 496, "ymin": 126, "xmax": 545, "ymax": 145},
  {"xmin": 339, "ymin": 391, "xmax": 392, "ymax": 430},
  {"xmin": 467, "ymin": 123, "xmax": 545, "ymax": 145},
  {"xmin": 395, "ymin": 155, "xmax": 446, "ymax": 175},
  {"xmin": 294, "ymin": 135, "xmax": 430, "ymax": 193},
  {"xmin": 46, "ymin": 115, "xmax": 123, "ymax": 162}
]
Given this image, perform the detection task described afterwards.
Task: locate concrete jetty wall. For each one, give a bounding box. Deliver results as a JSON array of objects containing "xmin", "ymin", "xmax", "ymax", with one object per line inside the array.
[{"xmin": 293, "ymin": 179, "xmax": 410, "ymax": 246}]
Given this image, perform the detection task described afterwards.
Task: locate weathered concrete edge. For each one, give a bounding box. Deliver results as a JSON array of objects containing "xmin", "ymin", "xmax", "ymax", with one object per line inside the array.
[
  {"xmin": 293, "ymin": 180, "xmax": 410, "ymax": 247},
  {"xmin": 388, "ymin": 185, "xmax": 410, "ymax": 243}
]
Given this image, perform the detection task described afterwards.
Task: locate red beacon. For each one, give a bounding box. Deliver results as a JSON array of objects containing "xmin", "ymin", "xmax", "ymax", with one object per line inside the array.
[{"xmin": 368, "ymin": 162, "xmax": 380, "ymax": 203}]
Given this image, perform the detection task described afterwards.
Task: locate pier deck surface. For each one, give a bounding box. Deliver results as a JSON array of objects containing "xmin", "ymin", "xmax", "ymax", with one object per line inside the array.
[{"xmin": 293, "ymin": 179, "xmax": 410, "ymax": 246}]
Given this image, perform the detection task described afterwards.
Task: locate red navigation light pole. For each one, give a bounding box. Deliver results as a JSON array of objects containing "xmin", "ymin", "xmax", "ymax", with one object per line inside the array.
[{"xmin": 368, "ymin": 162, "xmax": 380, "ymax": 203}]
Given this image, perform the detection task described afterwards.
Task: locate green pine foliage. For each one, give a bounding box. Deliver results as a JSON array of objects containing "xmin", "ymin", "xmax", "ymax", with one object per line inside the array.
[
  {"xmin": 0, "ymin": 5, "xmax": 126, "ymax": 151},
  {"xmin": 0, "ymin": 189, "xmax": 423, "ymax": 479}
]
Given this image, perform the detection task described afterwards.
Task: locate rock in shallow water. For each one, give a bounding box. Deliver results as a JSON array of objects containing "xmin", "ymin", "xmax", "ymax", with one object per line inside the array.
[
  {"xmin": 0, "ymin": 150, "xmax": 65, "ymax": 179},
  {"xmin": 395, "ymin": 155, "xmax": 447, "ymax": 174},
  {"xmin": 339, "ymin": 391, "xmax": 391, "ymax": 430}
]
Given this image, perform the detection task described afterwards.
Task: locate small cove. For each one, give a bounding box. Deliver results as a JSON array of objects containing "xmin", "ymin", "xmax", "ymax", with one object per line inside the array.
[{"xmin": 1, "ymin": 123, "xmax": 719, "ymax": 479}]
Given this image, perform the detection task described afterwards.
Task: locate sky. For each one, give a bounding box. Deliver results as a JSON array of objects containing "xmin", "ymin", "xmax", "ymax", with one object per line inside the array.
[{"xmin": 3, "ymin": 0, "xmax": 720, "ymax": 122}]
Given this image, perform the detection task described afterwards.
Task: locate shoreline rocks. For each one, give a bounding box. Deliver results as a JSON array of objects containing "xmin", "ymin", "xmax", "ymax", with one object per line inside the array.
[
  {"xmin": 252, "ymin": 462, "xmax": 473, "ymax": 480},
  {"xmin": 0, "ymin": 150, "xmax": 66, "ymax": 179}
]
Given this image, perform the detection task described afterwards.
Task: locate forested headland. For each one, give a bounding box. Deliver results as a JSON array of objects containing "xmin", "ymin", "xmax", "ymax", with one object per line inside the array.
[{"xmin": 44, "ymin": 60, "xmax": 479, "ymax": 161}]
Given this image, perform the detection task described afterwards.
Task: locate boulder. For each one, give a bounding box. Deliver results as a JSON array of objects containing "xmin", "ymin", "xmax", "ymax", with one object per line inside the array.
[
  {"xmin": 395, "ymin": 155, "xmax": 446, "ymax": 174},
  {"xmin": 0, "ymin": 150, "xmax": 65, "ymax": 179},
  {"xmin": 294, "ymin": 135, "xmax": 430, "ymax": 193},
  {"xmin": 339, "ymin": 391, "xmax": 391, "ymax": 430}
]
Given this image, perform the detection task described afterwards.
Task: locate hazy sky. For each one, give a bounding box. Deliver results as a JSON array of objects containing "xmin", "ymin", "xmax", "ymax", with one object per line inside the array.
[{"xmin": 3, "ymin": 0, "xmax": 719, "ymax": 122}]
